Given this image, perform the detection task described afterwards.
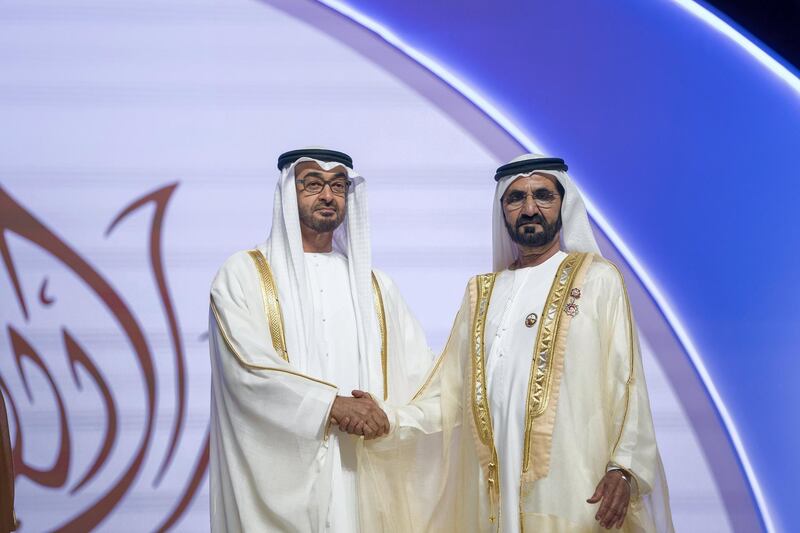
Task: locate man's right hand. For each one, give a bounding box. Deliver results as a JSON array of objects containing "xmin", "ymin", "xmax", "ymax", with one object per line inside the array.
[{"xmin": 330, "ymin": 391, "xmax": 390, "ymax": 440}]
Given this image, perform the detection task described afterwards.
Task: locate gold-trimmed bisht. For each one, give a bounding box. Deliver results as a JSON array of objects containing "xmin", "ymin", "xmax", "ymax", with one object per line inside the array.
[
  {"xmin": 471, "ymin": 273, "xmax": 500, "ymax": 526},
  {"xmin": 209, "ymin": 298, "xmax": 336, "ymax": 389},
  {"xmin": 517, "ymin": 252, "xmax": 594, "ymax": 532},
  {"xmin": 469, "ymin": 254, "xmax": 595, "ymax": 531},
  {"xmin": 521, "ymin": 252, "xmax": 590, "ymax": 472},
  {"xmin": 607, "ymin": 262, "xmax": 636, "ymax": 466},
  {"xmin": 247, "ymin": 249, "xmax": 389, "ymax": 397},
  {"xmin": 247, "ymin": 250, "xmax": 289, "ymax": 362},
  {"xmin": 210, "ymin": 298, "xmax": 337, "ymax": 440},
  {"xmin": 522, "ymin": 253, "xmax": 593, "ymax": 479},
  {"xmin": 371, "ymin": 273, "xmax": 389, "ymax": 401}
]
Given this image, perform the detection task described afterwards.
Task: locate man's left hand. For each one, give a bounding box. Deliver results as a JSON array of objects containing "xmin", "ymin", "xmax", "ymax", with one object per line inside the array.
[{"xmin": 587, "ymin": 470, "xmax": 631, "ymax": 529}]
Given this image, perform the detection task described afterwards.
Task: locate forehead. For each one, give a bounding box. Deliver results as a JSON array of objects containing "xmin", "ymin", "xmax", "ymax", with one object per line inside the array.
[
  {"xmin": 505, "ymin": 172, "xmax": 559, "ymax": 191},
  {"xmin": 295, "ymin": 161, "xmax": 348, "ymax": 179}
]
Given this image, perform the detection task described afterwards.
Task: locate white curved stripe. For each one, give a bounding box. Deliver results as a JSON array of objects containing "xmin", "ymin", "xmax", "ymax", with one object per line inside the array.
[
  {"xmin": 317, "ymin": 1, "xmax": 777, "ymax": 531},
  {"xmin": 671, "ymin": 0, "xmax": 800, "ymax": 96},
  {"xmin": 315, "ymin": 0, "xmax": 547, "ymax": 154}
]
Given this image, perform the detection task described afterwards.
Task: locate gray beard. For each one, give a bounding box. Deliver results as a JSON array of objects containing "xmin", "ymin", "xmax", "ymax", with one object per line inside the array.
[
  {"xmin": 304, "ymin": 216, "xmax": 341, "ymax": 233},
  {"xmin": 299, "ymin": 205, "xmax": 344, "ymax": 233}
]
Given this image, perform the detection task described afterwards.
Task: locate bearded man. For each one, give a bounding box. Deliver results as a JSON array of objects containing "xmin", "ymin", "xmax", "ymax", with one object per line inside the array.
[
  {"xmin": 208, "ymin": 148, "xmax": 432, "ymax": 532},
  {"xmin": 357, "ymin": 154, "xmax": 673, "ymax": 533}
]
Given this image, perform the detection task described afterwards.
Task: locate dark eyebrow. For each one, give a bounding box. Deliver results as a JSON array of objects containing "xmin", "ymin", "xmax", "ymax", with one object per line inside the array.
[
  {"xmin": 299, "ymin": 171, "xmax": 348, "ymax": 180},
  {"xmin": 300, "ymin": 171, "xmax": 324, "ymax": 179}
]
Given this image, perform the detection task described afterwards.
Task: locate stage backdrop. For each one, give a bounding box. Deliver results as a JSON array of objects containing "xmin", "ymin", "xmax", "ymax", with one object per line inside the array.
[{"xmin": 1, "ymin": 0, "xmax": 797, "ymax": 531}]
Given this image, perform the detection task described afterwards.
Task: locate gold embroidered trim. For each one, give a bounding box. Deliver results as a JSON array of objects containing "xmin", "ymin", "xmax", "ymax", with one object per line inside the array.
[
  {"xmin": 471, "ymin": 274, "xmax": 501, "ymax": 526},
  {"xmin": 609, "ymin": 263, "xmax": 635, "ymax": 456},
  {"xmin": 488, "ymin": 449, "xmax": 500, "ymax": 526},
  {"xmin": 371, "ymin": 273, "xmax": 389, "ymax": 401},
  {"xmin": 245, "ymin": 251, "xmax": 388, "ymax": 398},
  {"xmin": 247, "ymin": 250, "xmax": 289, "ymax": 362},
  {"xmin": 522, "ymin": 252, "xmax": 586, "ymax": 472},
  {"xmin": 210, "ymin": 298, "xmax": 336, "ymax": 389},
  {"xmin": 471, "ymin": 273, "xmax": 497, "ymax": 445}
]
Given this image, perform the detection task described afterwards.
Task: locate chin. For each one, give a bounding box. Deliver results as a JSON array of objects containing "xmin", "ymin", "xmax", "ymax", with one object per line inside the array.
[{"xmin": 313, "ymin": 218, "xmax": 343, "ymax": 233}]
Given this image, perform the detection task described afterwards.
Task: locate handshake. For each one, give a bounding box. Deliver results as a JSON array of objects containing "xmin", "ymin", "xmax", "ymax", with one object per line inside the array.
[{"xmin": 329, "ymin": 390, "xmax": 390, "ymax": 440}]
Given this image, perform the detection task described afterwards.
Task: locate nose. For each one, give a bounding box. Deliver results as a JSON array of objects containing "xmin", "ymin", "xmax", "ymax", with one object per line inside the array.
[
  {"xmin": 318, "ymin": 183, "xmax": 335, "ymax": 202},
  {"xmin": 520, "ymin": 194, "xmax": 540, "ymax": 216}
]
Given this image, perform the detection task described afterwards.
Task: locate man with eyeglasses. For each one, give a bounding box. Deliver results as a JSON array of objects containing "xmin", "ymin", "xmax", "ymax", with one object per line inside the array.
[
  {"xmin": 208, "ymin": 148, "xmax": 433, "ymax": 532},
  {"xmin": 356, "ymin": 154, "xmax": 673, "ymax": 532}
]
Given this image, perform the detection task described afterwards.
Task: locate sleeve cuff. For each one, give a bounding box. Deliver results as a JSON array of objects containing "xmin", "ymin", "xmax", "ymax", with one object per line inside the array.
[
  {"xmin": 606, "ymin": 461, "xmax": 640, "ymax": 500},
  {"xmin": 297, "ymin": 385, "xmax": 339, "ymax": 441}
]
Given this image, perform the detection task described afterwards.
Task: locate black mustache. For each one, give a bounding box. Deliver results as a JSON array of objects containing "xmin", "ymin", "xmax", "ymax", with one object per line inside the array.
[
  {"xmin": 516, "ymin": 214, "xmax": 545, "ymax": 228},
  {"xmin": 313, "ymin": 201, "xmax": 338, "ymax": 212}
]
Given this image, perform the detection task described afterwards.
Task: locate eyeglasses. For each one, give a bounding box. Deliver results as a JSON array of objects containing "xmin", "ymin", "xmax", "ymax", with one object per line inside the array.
[
  {"xmin": 296, "ymin": 177, "xmax": 352, "ymax": 197},
  {"xmin": 502, "ymin": 189, "xmax": 560, "ymax": 210}
]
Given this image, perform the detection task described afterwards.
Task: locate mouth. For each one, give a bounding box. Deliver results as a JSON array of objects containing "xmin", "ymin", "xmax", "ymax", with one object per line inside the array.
[
  {"xmin": 315, "ymin": 208, "xmax": 336, "ymax": 217},
  {"xmin": 518, "ymin": 222, "xmax": 541, "ymax": 230}
]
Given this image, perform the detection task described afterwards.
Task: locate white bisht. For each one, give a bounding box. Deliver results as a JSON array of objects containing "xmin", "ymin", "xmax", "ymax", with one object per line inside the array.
[
  {"xmin": 209, "ymin": 157, "xmax": 433, "ymax": 532},
  {"xmin": 356, "ymin": 155, "xmax": 673, "ymax": 532}
]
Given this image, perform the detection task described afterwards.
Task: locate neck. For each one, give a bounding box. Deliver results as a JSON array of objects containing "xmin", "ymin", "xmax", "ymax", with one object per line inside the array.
[
  {"xmin": 513, "ymin": 237, "xmax": 561, "ymax": 269},
  {"xmin": 300, "ymin": 224, "xmax": 334, "ymax": 253}
]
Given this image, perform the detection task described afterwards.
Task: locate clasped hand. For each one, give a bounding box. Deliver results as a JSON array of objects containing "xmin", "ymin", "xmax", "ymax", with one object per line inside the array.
[{"xmin": 329, "ymin": 390, "xmax": 390, "ymax": 440}]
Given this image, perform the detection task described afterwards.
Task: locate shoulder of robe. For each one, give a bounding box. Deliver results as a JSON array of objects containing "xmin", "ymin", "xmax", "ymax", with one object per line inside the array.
[
  {"xmin": 465, "ymin": 274, "xmax": 483, "ymax": 288},
  {"xmin": 582, "ymin": 254, "xmax": 626, "ymax": 295},
  {"xmin": 370, "ymin": 269, "xmax": 412, "ymax": 313},
  {"xmin": 370, "ymin": 267, "xmax": 393, "ymax": 289},
  {"xmin": 371, "ymin": 268, "xmax": 426, "ymax": 298},
  {"xmin": 210, "ymin": 249, "xmax": 260, "ymax": 292},
  {"xmin": 461, "ymin": 274, "xmax": 482, "ymax": 303}
]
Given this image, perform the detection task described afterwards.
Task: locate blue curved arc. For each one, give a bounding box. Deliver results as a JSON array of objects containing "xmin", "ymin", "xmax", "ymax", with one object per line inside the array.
[
  {"xmin": 671, "ymin": 0, "xmax": 800, "ymax": 94},
  {"xmin": 312, "ymin": 0, "xmax": 778, "ymax": 531}
]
